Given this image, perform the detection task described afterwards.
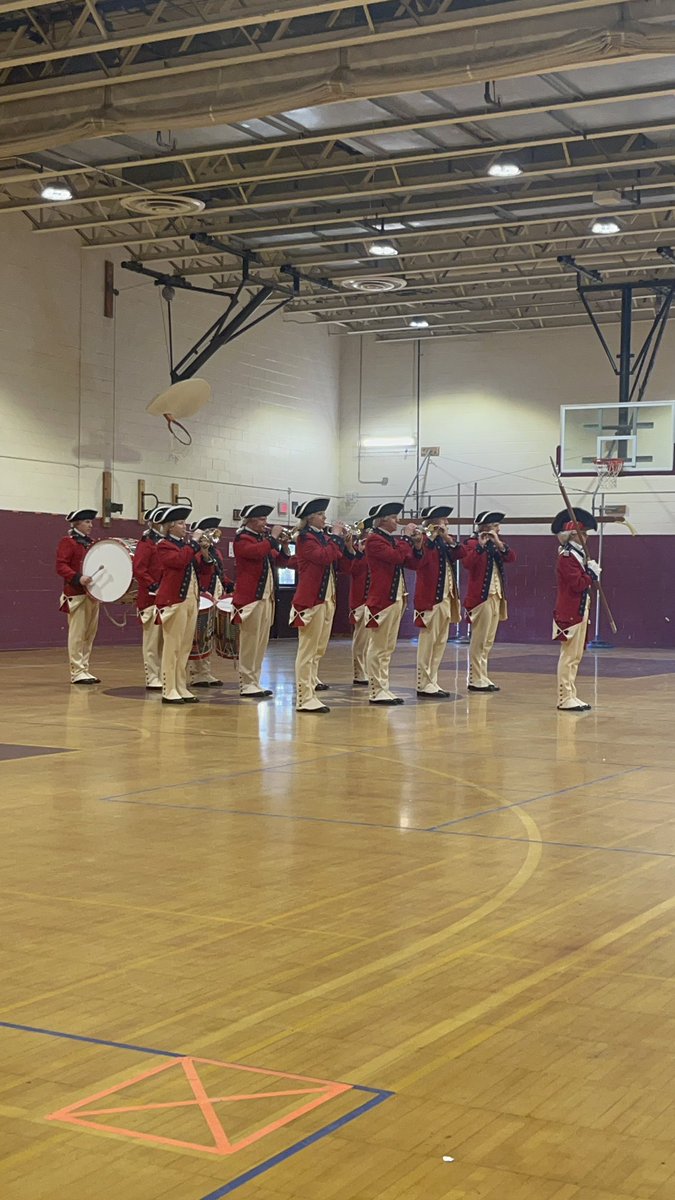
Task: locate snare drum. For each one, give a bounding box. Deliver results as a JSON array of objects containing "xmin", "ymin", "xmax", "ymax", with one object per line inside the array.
[
  {"xmin": 83, "ymin": 538, "xmax": 138, "ymax": 604},
  {"xmin": 190, "ymin": 594, "xmax": 215, "ymax": 661},
  {"xmin": 215, "ymin": 597, "xmax": 239, "ymax": 660}
]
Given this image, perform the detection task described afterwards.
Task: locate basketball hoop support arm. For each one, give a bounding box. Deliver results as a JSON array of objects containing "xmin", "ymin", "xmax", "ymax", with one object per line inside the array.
[
  {"xmin": 558, "ymin": 257, "xmax": 675, "ymax": 406},
  {"xmin": 122, "ymin": 239, "xmax": 337, "ymax": 383}
]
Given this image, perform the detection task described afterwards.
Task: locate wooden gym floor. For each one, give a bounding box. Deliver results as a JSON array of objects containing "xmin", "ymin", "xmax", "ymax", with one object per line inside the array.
[{"xmin": 1, "ymin": 638, "xmax": 675, "ymax": 1200}]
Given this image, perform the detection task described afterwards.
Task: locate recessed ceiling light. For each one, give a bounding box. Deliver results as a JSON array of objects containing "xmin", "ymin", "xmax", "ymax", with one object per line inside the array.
[
  {"xmin": 409, "ymin": 318, "xmax": 429, "ymax": 328},
  {"xmin": 40, "ymin": 183, "xmax": 73, "ymax": 202},
  {"xmin": 487, "ymin": 158, "xmax": 522, "ymax": 179},
  {"xmin": 367, "ymin": 240, "xmax": 398, "ymax": 257},
  {"xmin": 591, "ymin": 217, "xmax": 621, "ymax": 235}
]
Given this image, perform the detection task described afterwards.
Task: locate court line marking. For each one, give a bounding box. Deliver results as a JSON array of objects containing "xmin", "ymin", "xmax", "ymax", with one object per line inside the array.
[
  {"xmin": 0, "ymin": 1020, "xmax": 393, "ymax": 1197},
  {"xmin": 439, "ymin": 828, "xmax": 675, "ymax": 859},
  {"xmin": 99, "ymin": 751, "xmax": 354, "ymax": 803},
  {"xmin": 427, "ymin": 765, "xmax": 647, "ymax": 829}
]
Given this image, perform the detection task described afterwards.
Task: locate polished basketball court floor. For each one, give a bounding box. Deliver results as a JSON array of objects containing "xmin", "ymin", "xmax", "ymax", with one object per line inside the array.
[{"xmin": 1, "ymin": 638, "xmax": 675, "ymax": 1200}]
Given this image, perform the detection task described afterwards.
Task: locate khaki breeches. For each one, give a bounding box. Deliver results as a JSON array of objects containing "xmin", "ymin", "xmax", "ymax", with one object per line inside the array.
[
  {"xmin": 416, "ymin": 597, "xmax": 452, "ymax": 691},
  {"xmin": 67, "ymin": 595, "xmax": 99, "ymax": 679},
  {"xmin": 139, "ymin": 606, "xmax": 163, "ymax": 687},
  {"xmin": 367, "ymin": 598, "xmax": 405, "ymax": 700},
  {"xmin": 238, "ymin": 595, "xmax": 275, "ymax": 693},
  {"xmin": 352, "ymin": 616, "xmax": 369, "ymax": 682},
  {"xmin": 557, "ymin": 609, "xmax": 590, "ymax": 706},
  {"xmin": 468, "ymin": 593, "xmax": 502, "ymax": 687},
  {"xmin": 159, "ymin": 589, "xmax": 199, "ymax": 700},
  {"xmin": 295, "ymin": 599, "xmax": 335, "ymax": 709}
]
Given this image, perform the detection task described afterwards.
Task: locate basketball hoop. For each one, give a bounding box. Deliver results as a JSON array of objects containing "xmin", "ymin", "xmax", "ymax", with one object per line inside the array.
[{"xmin": 593, "ymin": 458, "xmax": 624, "ymax": 489}]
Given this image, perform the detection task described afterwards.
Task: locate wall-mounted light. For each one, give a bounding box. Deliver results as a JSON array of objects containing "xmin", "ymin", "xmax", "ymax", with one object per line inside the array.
[
  {"xmin": 590, "ymin": 217, "xmax": 622, "ymax": 235},
  {"xmin": 41, "ymin": 182, "xmax": 73, "ymax": 202},
  {"xmin": 367, "ymin": 240, "xmax": 398, "ymax": 257},
  {"xmin": 361, "ymin": 436, "xmax": 416, "ymax": 449},
  {"xmin": 487, "ymin": 157, "xmax": 522, "ymax": 179}
]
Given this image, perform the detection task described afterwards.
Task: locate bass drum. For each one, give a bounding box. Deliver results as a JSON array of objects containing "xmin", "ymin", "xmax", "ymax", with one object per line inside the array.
[
  {"xmin": 82, "ymin": 538, "xmax": 139, "ymax": 604},
  {"xmin": 215, "ymin": 596, "xmax": 239, "ymax": 660}
]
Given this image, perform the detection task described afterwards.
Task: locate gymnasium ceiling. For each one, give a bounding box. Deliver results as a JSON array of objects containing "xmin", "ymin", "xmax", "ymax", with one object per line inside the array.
[{"xmin": 4, "ymin": 0, "xmax": 675, "ymax": 340}]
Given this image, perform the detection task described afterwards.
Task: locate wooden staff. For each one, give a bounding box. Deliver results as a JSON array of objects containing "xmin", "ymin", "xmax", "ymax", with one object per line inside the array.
[{"xmin": 550, "ymin": 457, "xmax": 617, "ymax": 634}]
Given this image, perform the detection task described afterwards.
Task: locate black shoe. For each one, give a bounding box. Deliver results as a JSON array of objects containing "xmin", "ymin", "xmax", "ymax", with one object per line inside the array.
[
  {"xmin": 487, "ymin": 684, "xmax": 501, "ymax": 692},
  {"xmin": 162, "ymin": 698, "xmax": 184, "ymax": 705},
  {"xmin": 352, "ymin": 679, "xmax": 369, "ymax": 686},
  {"xmin": 467, "ymin": 684, "xmax": 493, "ymax": 692},
  {"xmin": 72, "ymin": 679, "xmax": 98, "ymax": 686},
  {"xmin": 261, "ymin": 689, "xmax": 273, "ymax": 697},
  {"xmin": 296, "ymin": 705, "xmax": 330, "ymax": 713},
  {"xmin": 315, "ymin": 683, "xmax": 329, "ymax": 692},
  {"xmin": 557, "ymin": 703, "xmax": 591, "ymax": 712},
  {"xmin": 417, "ymin": 689, "xmax": 451, "ymax": 698},
  {"xmin": 241, "ymin": 690, "xmax": 272, "ymax": 699},
  {"xmin": 207, "ymin": 680, "xmax": 223, "ymax": 687},
  {"xmin": 370, "ymin": 698, "xmax": 404, "ymax": 706},
  {"xmin": 181, "ymin": 696, "xmax": 200, "ymax": 704},
  {"xmin": 191, "ymin": 681, "xmax": 211, "ymax": 688}
]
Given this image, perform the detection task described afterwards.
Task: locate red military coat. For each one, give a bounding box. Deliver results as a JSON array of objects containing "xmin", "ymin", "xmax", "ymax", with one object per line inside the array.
[
  {"xmin": 364, "ymin": 529, "xmax": 425, "ymax": 622},
  {"xmin": 56, "ymin": 532, "xmax": 95, "ymax": 605},
  {"xmin": 232, "ymin": 529, "xmax": 286, "ymax": 615},
  {"xmin": 155, "ymin": 537, "xmax": 201, "ymax": 607},
  {"xmin": 554, "ymin": 543, "xmax": 594, "ymax": 639},
  {"xmin": 347, "ymin": 551, "xmax": 369, "ymax": 622},
  {"xmin": 461, "ymin": 535, "xmax": 516, "ymax": 613},
  {"xmin": 291, "ymin": 529, "xmax": 350, "ymax": 620},
  {"xmin": 196, "ymin": 545, "xmax": 233, "ymax": 596},
  {"xmin": 413, "ymin": 538, "xmax": 465, "ymax": 626},
  {"xmin": 133, "ymin": 530, "xmax": 162, "ymax": 611}
]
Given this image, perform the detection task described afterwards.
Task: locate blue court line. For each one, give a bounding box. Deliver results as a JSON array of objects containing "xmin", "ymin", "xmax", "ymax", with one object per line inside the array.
[
  {"xmin": 101, "ymin": 795, "xmax": 426, "ymax": 833},
  {"xmin": 0, "ymin": 1020, "xmax": 393, "ymax": 1200},
  {"xmin": 101, "ymin": 751, "xmax": 353, "ymax": 803},
  {"xmin": 427, "ymin": 766, "xmax": 647, "ymax": 830},
  {"xmin": 197, "ymin": 1087, "xmax": 393, "ymax": 1200},
  {"xmin": 438, "ymin": 828, "xmax": 675, "ymax": 859},
  {"xmin": 0, "ymin": 1019, "xmax": 184, "ymax": 1057}
]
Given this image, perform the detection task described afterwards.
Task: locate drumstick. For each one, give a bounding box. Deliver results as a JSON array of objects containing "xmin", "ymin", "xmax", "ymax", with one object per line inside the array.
[{"xmin": 90, "ymin": 565, "xmax": 105, "ymax": 577}]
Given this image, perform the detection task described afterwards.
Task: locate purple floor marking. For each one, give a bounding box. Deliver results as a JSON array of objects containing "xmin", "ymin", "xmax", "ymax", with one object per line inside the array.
[{"xmin": 0, "ymin": 743, "xmax": 70, "ymax": 761}]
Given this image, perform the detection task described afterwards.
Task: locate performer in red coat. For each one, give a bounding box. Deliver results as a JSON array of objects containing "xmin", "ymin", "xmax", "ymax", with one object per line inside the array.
[
  {"xmin": 133, "ymin": 504, "xmax": 167, "ymax": 690},
  {"xmin": 347, "ymin": 520, "xmax": 372, "ymax": 686},
  {"xmin": 291, "ymin": 498, "xmax": 354, "ymax": 713},
  {"xmin": 188, "ymin": 515, "xmax": 234, "ymax": 688},
  {"xmin": 364, "ymin": 502, "xmax": 425, "ymax": 705},
  {"xmin": 155, "ymin": 504, "xmax": 207, "ymax": 704},
  {"xmin": 414, "ymin": 505, "xmax": 465, "ymax": 697},
  {"xmin": 461, "ymin": 509, "xmax": 516, "ymax": 692},
  {"xmin": 233, "ymin": 503, "xmax": 292, "ymax": 698},
  {"xmin": 552, "ymin": 507, "xmax": 600, "ymax": 712},
  {"xmin": 55, "ymin": 507, "xmax": 100, "ymax": 684}
]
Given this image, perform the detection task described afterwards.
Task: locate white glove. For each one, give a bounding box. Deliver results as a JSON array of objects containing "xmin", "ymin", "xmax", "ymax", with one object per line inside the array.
[{"xmin": 586, "ymin": 558, "xmax": 602, "ymax": 580}]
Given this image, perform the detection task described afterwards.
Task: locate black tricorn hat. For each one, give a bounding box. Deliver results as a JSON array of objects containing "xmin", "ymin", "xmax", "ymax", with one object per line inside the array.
[
  {"xmin": 369, "ymin": 502, "xmax": 404, "ymax": 519},
  {"xmin": 240, "ymin": 503, "xmax": 274, "ymax": 520},
  {"xmin": 159, "ymin": 504, "xmax": 192, "ymax": 524},
  {"xmin": 67, "ymin": 508, "xmax": 97, "ymax": 522},
  {"xmin": 551, "ymin": 507, "xmax": 598, "ymax": 535},
  {"xmin": 475, "ymin": 510, "xmax": 505, "ymax": 526},
  {"xmin": 421, "ymin": 505, "xmax": 453, "ymax": 519},
  {"xmin": 295, "ymin": 497, "xmax": 330, "ymax": 520}
]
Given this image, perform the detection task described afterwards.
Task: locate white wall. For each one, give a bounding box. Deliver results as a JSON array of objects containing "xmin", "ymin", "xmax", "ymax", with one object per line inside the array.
[
  {"xmin": 338, "ymin": 329, "xmax": 675, "ymax": 535},
  {"xmin": 0, "ymin": 214, "xmax": 340, "ymax": 522}
]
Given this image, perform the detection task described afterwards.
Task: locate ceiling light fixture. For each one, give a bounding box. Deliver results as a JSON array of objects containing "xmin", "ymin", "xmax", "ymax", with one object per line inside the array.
[
  {"xmin": 40, "ymin": 183, "xmax": 73, "ymax": 202},
  {"xmin": 409, "ymin": 318, "xmax": 429, "ymax": 329},
  {"xmin": 361, "ymin": 436, "xmax": 416, "ymax": 449},
  {"xmin": 367, "ymin": 240, "xmax": 398, "ymax": 257},
  {"xmin": 590, "ymin": 217, "xmax": 622, "ymax": 235},
  {"xmin": 487, "ymin": 158, "xmax": 522, "ymax": 179}
]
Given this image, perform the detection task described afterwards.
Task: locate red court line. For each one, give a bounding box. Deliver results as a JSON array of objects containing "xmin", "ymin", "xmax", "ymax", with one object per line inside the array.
[
  {"xmin": 182, "ymin": 1058, "xmax": 231, "ymax": 1153},
  {"xmin": 80, "ymin": 1087, "xmax": 333, "ymax": 1116}
]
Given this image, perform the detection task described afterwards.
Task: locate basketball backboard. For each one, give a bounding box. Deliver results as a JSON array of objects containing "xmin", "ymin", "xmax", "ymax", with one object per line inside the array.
[{"xmin": 559, "ymin": 401, "xmax": 675, "ymax": 476}]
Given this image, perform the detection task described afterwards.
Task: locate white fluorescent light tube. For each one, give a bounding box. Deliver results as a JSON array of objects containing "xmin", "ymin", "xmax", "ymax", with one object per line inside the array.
[{"xmin": 361, "ymin": 436, "xmax": 416, "ymax": 448}]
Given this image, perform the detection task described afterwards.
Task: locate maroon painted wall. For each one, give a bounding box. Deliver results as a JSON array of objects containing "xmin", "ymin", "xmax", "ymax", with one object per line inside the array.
[{"xmin": 0, "ymin": 510, "xmax": 672, "ymax": 650}]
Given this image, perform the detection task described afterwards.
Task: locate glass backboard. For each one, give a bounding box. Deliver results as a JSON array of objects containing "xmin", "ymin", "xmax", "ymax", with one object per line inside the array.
[{"xmin": 559, "ymin": 401, "xmax": 675, "ymax": 476}]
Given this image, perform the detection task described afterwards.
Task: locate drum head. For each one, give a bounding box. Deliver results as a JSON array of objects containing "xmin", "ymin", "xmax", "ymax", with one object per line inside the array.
[
  {"xmin": 199, "ymin": 595, "xmax": 214, "ymax": 611},
  {"xmin": 83, "ymin": 540, "xmax": 133, "ymax": 602},
  {"xmin": 216, "ymin": 597, "xmax": 234, "ymax": 613}
]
